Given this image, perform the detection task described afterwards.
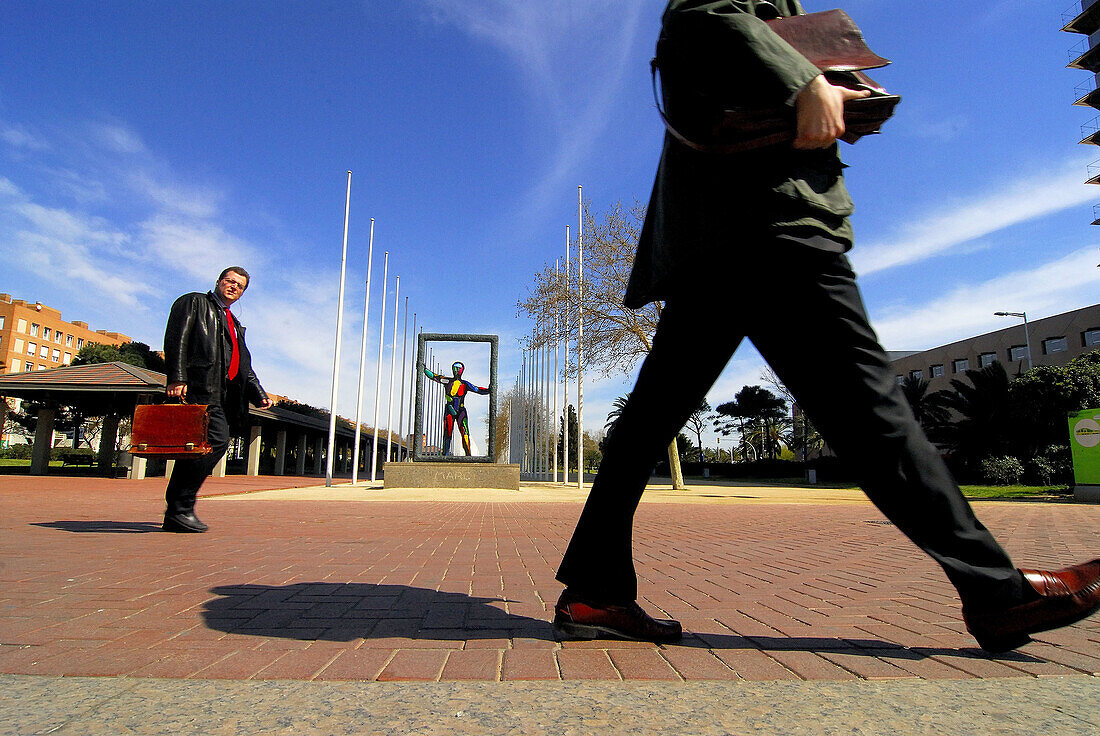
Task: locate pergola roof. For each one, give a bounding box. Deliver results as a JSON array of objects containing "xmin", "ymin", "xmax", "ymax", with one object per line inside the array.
[
  {"xmin": 0, "ymin": 361, "xmax": 371, "ymax": 440},
  {"xmin": 0, "ymin": 361, "xmax": 166, "ymax": 398}
]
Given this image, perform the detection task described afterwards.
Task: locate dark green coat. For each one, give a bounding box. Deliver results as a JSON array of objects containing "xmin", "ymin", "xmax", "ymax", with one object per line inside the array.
[{"xmin": 625, "ymin": 0, "xmax": 856, "ymax": 309}]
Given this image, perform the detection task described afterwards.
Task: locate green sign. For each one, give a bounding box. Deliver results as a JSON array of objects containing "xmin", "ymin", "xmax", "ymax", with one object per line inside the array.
[{"xmin": 1068, "ymin": 408, "xmax": 1100, "ymax": 485}]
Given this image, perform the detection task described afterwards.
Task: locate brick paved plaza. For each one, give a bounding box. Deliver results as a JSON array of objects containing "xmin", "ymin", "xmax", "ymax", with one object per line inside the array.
[{"xmin": 2, "ymin": 475, "xmax": 1098, "ymax": 685}]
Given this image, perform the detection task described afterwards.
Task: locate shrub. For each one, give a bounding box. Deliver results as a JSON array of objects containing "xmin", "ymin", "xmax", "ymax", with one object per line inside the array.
[
  {"xmin": 979, "ymin": 455, "xmax": 1024, "ymax": 486},
  {"xmin": 0, "ymin": 443, "xmax": 34, "ymax": 460}
]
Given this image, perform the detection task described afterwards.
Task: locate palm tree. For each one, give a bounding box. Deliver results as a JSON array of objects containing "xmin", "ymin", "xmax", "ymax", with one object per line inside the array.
[
  {"xmin": 900, "ymin": 375, "xmax": 950, "ymax": 432},
  {"xmin": 927, "ymin": 362, "xmax": 1013, "ymax": 469},
  {"xmin": 605, "ymin": 392, "xmax": 631, "ymax": 432}
]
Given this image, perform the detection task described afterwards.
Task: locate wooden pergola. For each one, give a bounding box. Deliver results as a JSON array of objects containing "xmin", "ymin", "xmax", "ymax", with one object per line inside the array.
[{"xmin": 0, "ymin": 362, "xmax": 403, "ymax": 478}]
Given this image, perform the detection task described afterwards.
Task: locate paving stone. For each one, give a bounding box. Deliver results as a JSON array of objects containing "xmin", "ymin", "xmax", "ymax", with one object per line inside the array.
[
  {"xmin": 555, "ymin": 649, "xmax": 621, "ymax": 680},
  {"xmin": 440, "ymin": 649, "xmax": 502, "ymax": 681}
]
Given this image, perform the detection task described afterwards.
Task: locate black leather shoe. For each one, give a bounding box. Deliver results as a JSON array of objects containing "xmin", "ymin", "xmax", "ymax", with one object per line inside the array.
[
  {"xmin": 553, "ymin": 589, "xmax": 682, "ymax": 643},
  {"xmin": 964, "ymin": 559, "xmax": 1100, "ymax": 652},
  {"xmin": 162, "ymin": 512, "xmax": 209, "ymax": 533}
]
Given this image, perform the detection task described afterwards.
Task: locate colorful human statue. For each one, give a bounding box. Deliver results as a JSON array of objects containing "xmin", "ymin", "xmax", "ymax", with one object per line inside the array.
[{"xmin": 423, "ymin": 361, "xmax": 489, "ymax": 456}]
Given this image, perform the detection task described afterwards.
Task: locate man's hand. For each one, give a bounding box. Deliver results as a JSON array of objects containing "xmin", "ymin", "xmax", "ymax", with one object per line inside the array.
[
  {"xmin": 793, "ymin": 74, "xmax": 871, "ymax": 150},
  {"xmin": 167, "ymin": 381, "xmax": 187, "ymax": 399}
]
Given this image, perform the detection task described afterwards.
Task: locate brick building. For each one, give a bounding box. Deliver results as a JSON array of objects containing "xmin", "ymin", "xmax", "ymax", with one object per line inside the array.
[{"xmin": 0, "ymin": 293, "xmax": 130, "ymax": 376}]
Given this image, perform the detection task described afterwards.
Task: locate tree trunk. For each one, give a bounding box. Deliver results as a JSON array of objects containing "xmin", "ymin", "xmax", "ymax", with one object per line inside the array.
[{"xmin": 668, "ymin": 438, "xmax": 685, "ymax": 490}]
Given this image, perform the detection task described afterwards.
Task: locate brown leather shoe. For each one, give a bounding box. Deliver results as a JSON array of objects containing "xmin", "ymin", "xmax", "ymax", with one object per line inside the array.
[
  {"xmin": 553, "ymin": 590, "xmax": 682, "ymax": 643},
  {"xmin": 963, "ymin": 559, "xmax": 1100, "ymax": 653}
]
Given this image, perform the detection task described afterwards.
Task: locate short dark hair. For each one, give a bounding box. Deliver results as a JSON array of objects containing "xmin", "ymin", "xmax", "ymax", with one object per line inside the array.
[{"xmin": 218, "ymin": 266, "xmax": 250, "ymax": 289}]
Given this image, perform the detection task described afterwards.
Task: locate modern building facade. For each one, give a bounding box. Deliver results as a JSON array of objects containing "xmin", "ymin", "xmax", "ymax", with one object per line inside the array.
[
  {"xmin": 1064, "ymin": 0, "xmax": 1100, "ymax": 222},
  {"xmin": 889, "ymin": 303, "xmax": 1100, "ymax": 392},
  {"xmin": 0, "ymin": 293, "xmax": 130, "ymax": 376}
]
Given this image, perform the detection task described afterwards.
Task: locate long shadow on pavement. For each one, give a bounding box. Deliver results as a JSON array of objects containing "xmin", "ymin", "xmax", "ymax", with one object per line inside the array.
[
  {"xmin": 202, "ymin": 582, "xmax": 1038, "ymax": 662},
  {"xmin": 31, "ymin": 520, "xmax": 163, "ymax": 533},
  {"xmin": 203, "ymin": 582, "xmax": 556, "ymax": 642}
]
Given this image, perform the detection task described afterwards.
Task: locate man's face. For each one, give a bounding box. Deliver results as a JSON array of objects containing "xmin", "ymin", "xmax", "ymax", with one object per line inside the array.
[{"xmin": 216, "ymin": 271, "xmax": 248, "ymax": 306}]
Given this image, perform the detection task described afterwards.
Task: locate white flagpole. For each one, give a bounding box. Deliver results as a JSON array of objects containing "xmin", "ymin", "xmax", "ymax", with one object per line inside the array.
[
  {"xmin": 544, "ymin": 330, "xmax": 551, "ymax": 480},
  {"xmin": 521, "ymin": 350, "xmax": 527, "ymax": 473},
  {"xmin": 563, "ymin": 225, "xmax": 570, "ymax": 485},
  {"xmin": 428, "ymin": 346, "xmax": 435, "ymax": 454},
  {"xmin": 385, "ymin": 276, "xmax": 400, "ymax": 466},
  {"xmin": 351, "ymin": 218, "xmax": 375, "ymax": 485},
  {"xmin": 576, "ymin": 185, "xmax": 584, "ymax": 488},
  {"xmin": 326, "ymin": 171, "xmax": 352, "ymax": 487},
  {"xmin": 553, "ymin": 259, "xmax": 560, "ymax": 483},
  {"xmin": 370, "ymin": 252, "xmax": 389, "ymax": 481},
  {"xmin": 397, "ymin": 297, "xmax": 410, "ymax": 461},
  {"xmin": 407, "ymin": 316, "xmax": 418, "ymax": 459}
]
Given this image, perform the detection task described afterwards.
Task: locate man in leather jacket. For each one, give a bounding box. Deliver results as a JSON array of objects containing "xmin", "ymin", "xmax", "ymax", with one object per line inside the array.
[{"xmin": 161, "ymin": 266, "xmax": 270, "ymax": 532}]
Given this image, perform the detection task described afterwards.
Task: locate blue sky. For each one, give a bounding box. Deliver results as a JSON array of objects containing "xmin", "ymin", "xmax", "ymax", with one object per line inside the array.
[{"xmin": 3, "ymin": 0, "xmax": 1099, "ymax": 453}]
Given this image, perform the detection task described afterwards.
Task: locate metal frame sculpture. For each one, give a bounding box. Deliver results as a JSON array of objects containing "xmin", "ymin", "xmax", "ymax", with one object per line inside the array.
[{"xmin": 413, "ymin": 333, "xmax": 498, "ymax": 463}]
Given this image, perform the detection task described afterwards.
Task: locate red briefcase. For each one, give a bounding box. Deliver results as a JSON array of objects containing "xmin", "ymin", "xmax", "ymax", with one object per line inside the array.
[{"xmin": 130, "ymin": 402, "xmax": 212, "ymax": 459}]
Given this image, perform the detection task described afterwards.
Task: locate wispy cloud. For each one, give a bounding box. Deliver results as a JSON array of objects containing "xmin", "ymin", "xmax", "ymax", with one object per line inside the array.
[
  {"xmin": 1, "ymin": 123, "xmax": 51, "ymax": 151},
  {"xmin": 423, "ymin": 0, "xmax": 647, "ymax": 215},
  {"xmin": 872, "ymin": 245, "xmax": 1100, "ymax": 350},
  {"xmin": 850, "ymin": 159, "xmax": 1096, "ymax": 276},
  {"xmin": 92, "ymin": 122, "xmax": 147, "ymax": 155}
]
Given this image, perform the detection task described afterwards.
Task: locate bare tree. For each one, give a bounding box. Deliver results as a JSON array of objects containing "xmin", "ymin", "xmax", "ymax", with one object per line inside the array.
[{"xmin": 517, "ymin": 200, "xmax": 686, "ymax": 488}]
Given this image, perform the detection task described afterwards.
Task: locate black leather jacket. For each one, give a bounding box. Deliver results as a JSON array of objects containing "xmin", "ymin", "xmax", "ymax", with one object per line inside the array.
[{"xmin": 164, "ymin": 291, "xmax": 266, "ymax": 418}]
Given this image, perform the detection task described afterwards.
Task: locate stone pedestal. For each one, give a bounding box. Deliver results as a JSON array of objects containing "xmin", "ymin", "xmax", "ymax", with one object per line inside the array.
[
  {"xmin": 383, "ymin": 462, "xmax": 520, "ymax": 490},
  {"xmin": 1074, "ymin": 484, "xmax": 1100, "ymax": 503}
]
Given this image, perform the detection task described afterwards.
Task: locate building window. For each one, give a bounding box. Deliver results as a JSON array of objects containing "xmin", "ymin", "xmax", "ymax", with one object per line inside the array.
[
  {"xmin": 930, "ymin": 364, "xmax": 945, "ymax": 378},
  {"xmin": 54, "ymin": 332, "xmax": 62, "ymax": 344},
  {"xmin": 51, "ymin": 349, "xmax": 60, "ymax": 362},
  {"xmin": 0, "ymin": 316, "xmax": 4, "ymax": 329},
  {"xmin": 25, "ymin": 362, "xmax": 34, "ymax": 371},
  {"xmin": 979, "ymin": 352, "xmax": 997, "ymax": 367},
  {"xmin": 910, "ymin": 369, "xmax": 923, "ymax": 381},
  {"xmin": 1009, "ymin": 345, "xmax": 1028, "ymax": 362},
  {"xmin": 26, "ymin": 342, "xmax": 35, "ymax": 356},
  {"xmin": 42, "ymin": 327, "xmax": 50, "ymax": 340},
  {"xmin": 76, "ymin": 338, "xmax": 84, "ymax": 349},
  {"xmin": 36, "ymin": 363, "xmax": 46, "ymax": 370},
  {"xmin": 63, "ymin": 352, "xmax": 71, "ymax": 365},
  {"xmin": 9, "ymin": 358, "xmax": 19, "ymax": 372},
  {"xmin": 65, "ymin": 334, "xmax": 73, "ymax": 347},
  {"xmin": 39, "ymin": 345, "xmax": 48, "ymax": 359},
  {"xmin": 1084, "ymin": 329, "xmax": 1100, "ymax": 347},
  {"xmin": 952, "ymin": 358, "xmax": 970, "ymax": 373},
  {"xmin": 13, "ymin": 338, "xmax": 23, "ymax": 354},
  {"xmin": 16, "ymin": 318, "xmax": 26, "ymax": 333},
  {"xmin": 1043, "ymin": 336, "xmax": 1068, "ymax": 355},
  {"xmin": 30, "ymin": 323, "xmax": 39, "ymax": 337}
]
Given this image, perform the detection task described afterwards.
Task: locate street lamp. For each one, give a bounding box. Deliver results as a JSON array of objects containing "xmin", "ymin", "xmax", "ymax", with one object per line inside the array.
[{"xmin": 994, "ymin": 311, "xmax": 1033, "ymax": 371}]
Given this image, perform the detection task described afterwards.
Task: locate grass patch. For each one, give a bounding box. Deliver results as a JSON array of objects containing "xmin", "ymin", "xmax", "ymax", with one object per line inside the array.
[{"xmin": 959, "ymin": 484, "xmax": 1072, "ymax": 500}]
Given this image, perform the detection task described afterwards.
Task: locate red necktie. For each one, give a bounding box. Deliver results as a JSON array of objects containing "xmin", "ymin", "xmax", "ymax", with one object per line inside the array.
[{"xmin": 225, "ymin": 308, "xmax": 240, "ymax": 381}]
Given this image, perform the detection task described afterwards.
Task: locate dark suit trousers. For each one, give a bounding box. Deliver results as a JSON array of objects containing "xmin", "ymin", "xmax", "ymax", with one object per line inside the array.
[
  {"xmin": 164, "ymin": 404, "xmax": 230, "ymax": 516},
  {"xmin": 556, "ymin": 247, "xmax": 1024, "ymax": 610}
]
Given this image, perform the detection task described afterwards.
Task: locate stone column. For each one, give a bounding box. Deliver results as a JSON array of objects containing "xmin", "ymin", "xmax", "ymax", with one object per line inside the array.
[
  {"xmin": 296, "ymin": 434, "xmax": 307, "ymax": 475},
  {"xmin": 30, "ymin": 405, "xmax": 56, "ymax": 475},
  {"xmin": 274, "ymin": 429, "xmax": 288, "ymax": 475},
  {"xmin": 314, "ymin": 437, "xmax": 325, "ymax": 476},
  {"xmin": 247, "ymin": 424, "xmax": 262, "ymax": 476},
  {"xmin": 130, "ymin": 456, "xmax": 148, "ymax": 480}
]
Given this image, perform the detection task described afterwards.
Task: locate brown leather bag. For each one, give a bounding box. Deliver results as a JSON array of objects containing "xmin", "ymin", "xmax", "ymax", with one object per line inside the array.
[
  {"xmin": 654, "ymin": 9, "xmax": 901, "ymax": 153},
  {"xmin": 130, "ymin": 401, "xmax": 212, "ymax": 459}
]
